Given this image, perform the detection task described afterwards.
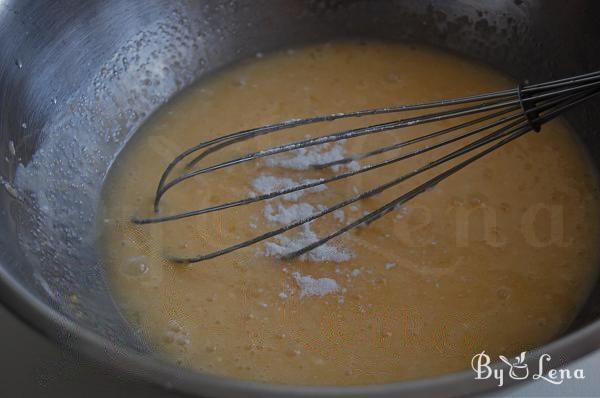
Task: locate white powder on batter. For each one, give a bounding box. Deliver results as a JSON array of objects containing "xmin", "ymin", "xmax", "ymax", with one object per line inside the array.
[
  {"xmin": 263, "ymin": 203, "xmax": 315, "ymax": 225},
  {"xmin": 265, "ymin": 143, "xmax": 346, "ymax": 171},
  {"xmin": 263, "ymin": 223, "xmax": 353, "ymax": 262},
  {"xmin": 251, "ymin": 174, "xmax": 326, "ymax": 201},
  {"xmin": 333, "ymin": 209, "xmax": 345, "ymax": 222},
  {"xmin": 346, "ymin": 160, "xmax": 361, "ymax": 172},
  {"xmin": 254, "ymin": 140, "xmax": 358, "ymax": 263},
  {"xmin": 292, "ymin": 272, "xmax": 339, "ymax": 298}
]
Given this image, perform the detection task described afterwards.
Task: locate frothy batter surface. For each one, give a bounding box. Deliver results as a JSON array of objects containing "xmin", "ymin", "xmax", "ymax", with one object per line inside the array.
[{"xmin": 99, "ymin": 41, "xmax": 600, "ymax": 385}]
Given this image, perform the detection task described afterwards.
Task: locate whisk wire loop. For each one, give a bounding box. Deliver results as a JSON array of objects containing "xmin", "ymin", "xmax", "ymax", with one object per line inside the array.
[{"xmin": 132, "ymin": 71, "xmax": 600, "ymax": 263}]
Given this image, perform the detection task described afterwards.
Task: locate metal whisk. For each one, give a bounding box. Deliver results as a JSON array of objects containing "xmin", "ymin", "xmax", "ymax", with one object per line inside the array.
[{"xmin": 133, "ymin": 71, "xmax": 600, "ymax": 263}]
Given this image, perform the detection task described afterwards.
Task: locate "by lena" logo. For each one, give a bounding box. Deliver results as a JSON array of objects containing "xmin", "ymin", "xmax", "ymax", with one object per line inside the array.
[{"xmin": 471, "ymin": 351, "xmax": 585, "ymax": 387}]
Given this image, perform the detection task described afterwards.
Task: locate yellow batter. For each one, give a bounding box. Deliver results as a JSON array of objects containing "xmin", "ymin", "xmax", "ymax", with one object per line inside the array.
[{"xmin": 99, "ymin": 41, "xmax": 600, "ymax": 385}]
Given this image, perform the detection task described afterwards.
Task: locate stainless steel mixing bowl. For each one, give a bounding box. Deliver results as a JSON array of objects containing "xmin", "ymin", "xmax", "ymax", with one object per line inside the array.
[{"xmin": 1, "ymin": 0, "xmax": 600, "ymax": 396}]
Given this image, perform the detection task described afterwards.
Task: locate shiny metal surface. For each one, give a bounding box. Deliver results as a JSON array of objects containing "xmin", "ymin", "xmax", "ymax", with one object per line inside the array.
[{"xmin": 1, "ymin": 1, "xmax": 600, "ymax": 397}]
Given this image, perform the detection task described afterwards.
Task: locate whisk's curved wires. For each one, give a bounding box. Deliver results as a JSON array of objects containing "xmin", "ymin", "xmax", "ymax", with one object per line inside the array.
[
  {"xmin": 134, "ymin": 83, "xmax": 594, "ymax": 225},
  {"xmin": 134, "ymin": 107, "xmax": 522, "ymax": 224},
  {"xmin": 154, "ymin": 70, "xmax": 600, "ymax": 196},
  {"xmin": 164, "ymin": 87, "xmax": 598, "ymax": 263},
  {"xmin": 166, "ymin": 120, "xmax": 527, "ymax": 263},
  {"xmin": 162, "ymin": 86, "xmax": 600, "ymax": 264},
  {"xmin": 152, "ymin": 90, "xmax": 515, "ymax": 210},
  {"xmin": 133, "ymin": 88, "xmax": 580, "ymax": 225},
  {"xmin": 153, "ymin": 77, "xmax": 600, "ymax": 211},
  {"xmin": 153, "ymin": 97, "xmax": 512, "ymax": 210},
  {"xmin": 134, "ymin": 70, "xmax": 600, "ymax": 263}
]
